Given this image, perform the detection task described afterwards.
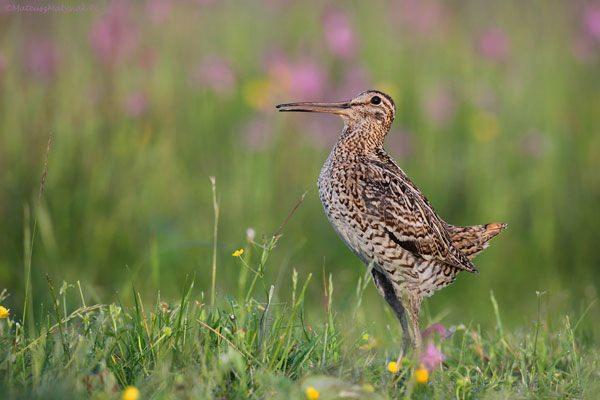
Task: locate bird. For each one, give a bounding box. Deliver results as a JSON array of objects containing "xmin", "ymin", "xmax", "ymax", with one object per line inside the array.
[{"xmin": 276, "ymin": 90, "xmax": 506, "ymax": 351}]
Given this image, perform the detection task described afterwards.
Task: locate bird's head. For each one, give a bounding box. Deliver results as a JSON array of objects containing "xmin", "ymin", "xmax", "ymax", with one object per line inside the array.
[{"xmin": 276, "ymin": 90, "xmax": 396, "ymax": 134}]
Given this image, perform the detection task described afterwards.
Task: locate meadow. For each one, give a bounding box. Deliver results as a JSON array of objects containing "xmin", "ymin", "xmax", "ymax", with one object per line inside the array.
[{"xmin": 0, "ymin": 0, "xmax": 599, "ymax": 398}]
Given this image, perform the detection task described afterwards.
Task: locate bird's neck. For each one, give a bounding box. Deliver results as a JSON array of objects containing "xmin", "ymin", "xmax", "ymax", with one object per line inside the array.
[{"xmin": 333, "ymin": 121, "xmax": 387, "ymax": 158}]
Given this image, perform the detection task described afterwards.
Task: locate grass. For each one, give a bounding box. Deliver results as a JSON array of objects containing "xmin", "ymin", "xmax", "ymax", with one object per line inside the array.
[
  {"xmin": 1, "ymin": 229, "xmax": 599, "ymax": 399},
  {"xmin": 1, "ymin": 0, "xmax": 599, "ymax": 325}
]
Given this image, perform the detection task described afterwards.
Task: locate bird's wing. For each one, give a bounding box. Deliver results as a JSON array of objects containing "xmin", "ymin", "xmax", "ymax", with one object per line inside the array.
[{"xmin": 359, "ymin": 159, "xmax": 478, "ymax": 273}]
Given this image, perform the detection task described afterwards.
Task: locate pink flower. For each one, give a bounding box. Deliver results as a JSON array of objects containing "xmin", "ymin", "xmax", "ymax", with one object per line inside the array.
[
  {"xmin": 0, "ymin": 0, "xmax": 11, "ymax": 15},
  {"xmin": 288, "ymin": 60, "xmax": 325, "ymax": 99},
  {"xmin": 265, "ymin": 52, "xmax": 326, "ymax": 99},
  {"xmin": 422, "ymin": 323, "xmax": 451, "ymax": 339},
  {"xmin": 584, "ymin": 5, "xmax": 600, "ymax": 41},
  {"xmin": 90, "ymin": 2, "xmax": 138, "ymax": 66},
  {"xmin": 123, "ymin": 91, "xmax": 148, "ymax": 117},
  {"xmin": 420, "ymin": 343, "xmax": 445, "ymax": 370},
  {"xmin": 323, "ymin": 9, "xmax": 358, "ymax": 59},
  {"xmin": 477, "ymin": 28, "xmax": 510, "ymax": 63},
  {"xmin": 25, "ymin": 38, "xmax": 59, "ymax": 81},
  {"xmin": 572, "ymin": 5, "xmax": 600, "ymax": 63},
  {"xmin": 191, "ymin": 55, "xmax": 236, "ymax": 96}
]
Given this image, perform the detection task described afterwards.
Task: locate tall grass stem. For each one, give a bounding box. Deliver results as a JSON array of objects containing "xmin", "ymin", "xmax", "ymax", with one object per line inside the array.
[{"xmin": 209, "ymin": 176, "xmax": 219, "ymax": 307}]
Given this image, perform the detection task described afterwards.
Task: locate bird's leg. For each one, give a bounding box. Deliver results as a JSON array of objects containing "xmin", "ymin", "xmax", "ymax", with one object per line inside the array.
[
  {"xmin": 404, "ymin": 294, "xmax": 423, "ymax": 351},
  {"xmin": 400, "ymin": 310, "xmax": 411, "ymax": 354},
  {"xmin": 371, "ymin": 269, "xmax": 411, "ymax": 353}
]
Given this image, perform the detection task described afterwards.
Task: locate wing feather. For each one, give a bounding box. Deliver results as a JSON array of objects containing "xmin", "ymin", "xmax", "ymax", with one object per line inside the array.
[{"xmin": 359, "ymin": 159, "xmax": 477, "ymax": 273}]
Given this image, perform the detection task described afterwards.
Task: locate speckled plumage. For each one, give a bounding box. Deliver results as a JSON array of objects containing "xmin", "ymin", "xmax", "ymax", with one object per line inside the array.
[{"xmin": 277, "ymin": 90, "xmax": 506, "ymax": 350}]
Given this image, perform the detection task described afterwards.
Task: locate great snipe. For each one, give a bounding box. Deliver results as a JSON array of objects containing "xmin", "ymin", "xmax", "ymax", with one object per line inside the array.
[{"xmin": 277, "ymin": 90, "xmax": 506, "ymax": 350}]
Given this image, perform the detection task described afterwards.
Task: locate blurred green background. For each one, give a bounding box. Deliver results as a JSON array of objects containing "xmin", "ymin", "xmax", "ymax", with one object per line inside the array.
[{"xmin": 0, "ymin": 0, "xmax": 598, "ymax": 330}]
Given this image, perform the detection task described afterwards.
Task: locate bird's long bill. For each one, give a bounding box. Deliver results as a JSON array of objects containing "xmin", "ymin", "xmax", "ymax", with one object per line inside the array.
[{"xmin": 276, "ymin": 101, "xmax": 350, "ymax": 115}]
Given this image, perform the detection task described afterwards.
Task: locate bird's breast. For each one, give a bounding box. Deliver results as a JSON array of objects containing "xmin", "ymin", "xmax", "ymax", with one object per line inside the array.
[
  {"xmin": 317, "ymin": 162, "xmax": 376, "ymax": 265},
  {"xmin": 317, "ymin": 161, "xmax": 420, "ymax": 284}
]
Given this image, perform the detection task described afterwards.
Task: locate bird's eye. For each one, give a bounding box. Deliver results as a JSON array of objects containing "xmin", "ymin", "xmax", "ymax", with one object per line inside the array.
[{"xmin": 370, "ymin": 96, "xmax": 381, "ymax": 105}]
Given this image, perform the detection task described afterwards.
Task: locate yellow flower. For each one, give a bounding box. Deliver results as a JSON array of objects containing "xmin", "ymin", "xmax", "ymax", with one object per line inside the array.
[
  {"xmin": 359, "ymin": 334, "xmax": 377, "ymax": 350},
  {"xmin": 387, "ymin": 361, "xmax": 400, "ymax": 374},
  {"xmin": 122, "ymin": 386, "xmax": 140, "ymax": 400},
  {"xmin": 305, "ymin": 385, "xmax": 320, "ymax": 400},
  {"xmin": 415, "ymin": 365, "xmax": 429, "ymax": 384},
  {"xmin": 243, "ymin": 79, "xmax": 273, "ymax": 111},
  {"xmin": 0, "ymin": 306, "xmax": 9, "ymax": 319},
  {"xmin": 469, "ymin": 110, "xmax": 499, "ymax": 143},
  {"xmin": 232, "ymin": 248, "xmax": 244, "ymax": 257}
]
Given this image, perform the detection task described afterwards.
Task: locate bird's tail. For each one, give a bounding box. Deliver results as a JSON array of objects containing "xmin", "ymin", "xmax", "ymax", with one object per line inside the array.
[{"xmin": 447, "ymin": 222, "xmax": 507, "ymax": 260}]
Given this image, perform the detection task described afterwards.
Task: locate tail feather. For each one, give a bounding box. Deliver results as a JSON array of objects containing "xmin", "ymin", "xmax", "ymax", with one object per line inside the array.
[{"xmin": 447, "ymin": 222, "xmax": 507, "ymax": 260}]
